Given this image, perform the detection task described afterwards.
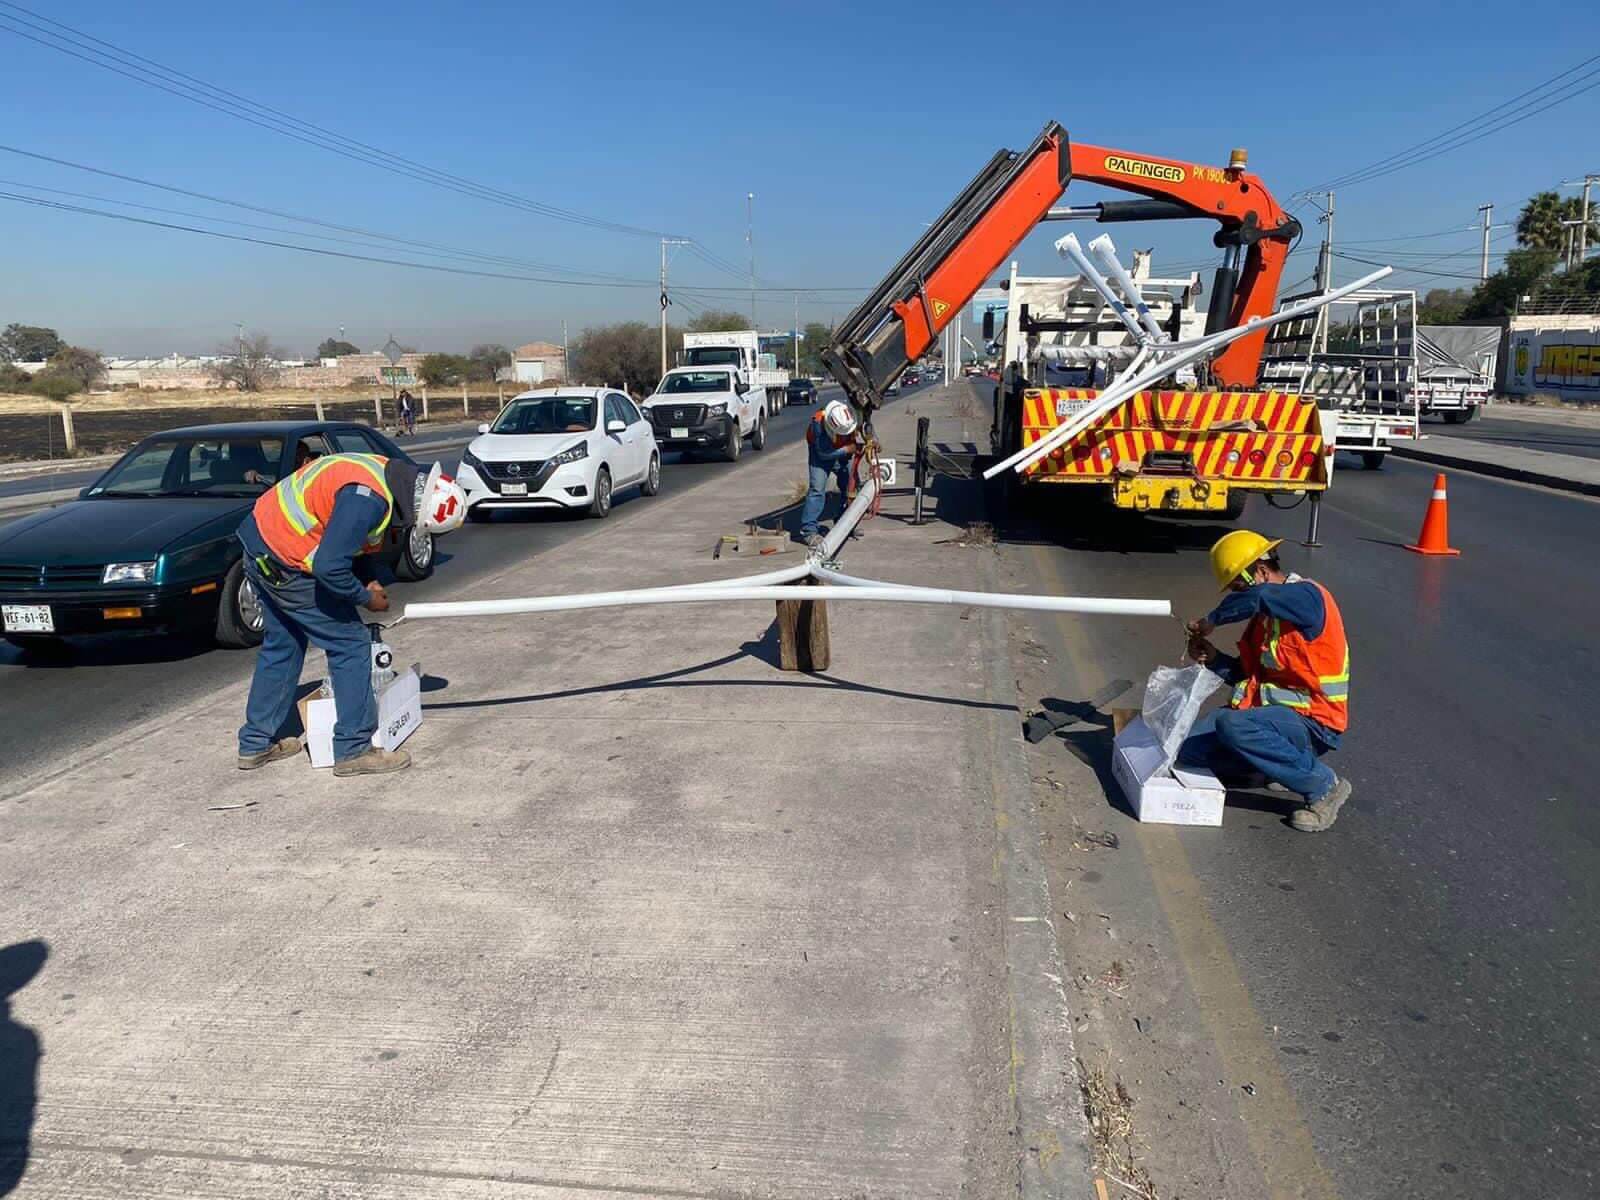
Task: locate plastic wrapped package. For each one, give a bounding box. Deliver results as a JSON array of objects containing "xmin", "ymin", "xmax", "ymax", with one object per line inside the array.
[{"xmin": 1140, "ymin": 664, "xmax": 1225, "ymax": 774}]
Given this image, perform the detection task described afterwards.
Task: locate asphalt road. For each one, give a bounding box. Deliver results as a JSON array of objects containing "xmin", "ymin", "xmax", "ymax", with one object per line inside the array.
[
  {"xmin": 1425, "ymin": 413, "xmax": 1600, "ymax": 460},
  {"xmin": 1017, "ymin": 459, "xmax": 1598, "ymax": 1198},
  {"xmin": 0, "ymin": 381, "xmax": 912, "ymax": 780}
]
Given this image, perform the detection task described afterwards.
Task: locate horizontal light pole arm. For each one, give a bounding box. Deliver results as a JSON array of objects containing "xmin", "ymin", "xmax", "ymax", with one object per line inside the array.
[{"xmin": 404, "ymin": 581, "xmax": 1169, "ymax": 622}]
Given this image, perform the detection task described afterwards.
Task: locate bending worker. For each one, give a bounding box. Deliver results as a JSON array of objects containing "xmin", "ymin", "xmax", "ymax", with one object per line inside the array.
[
  {"xmin": 236, "ymin": 452, "xmax": 466, "ymax": 776},
  {"xmin": 800, "ymin": 399, "xmax": 861, "ymax": 548},
  {"xmin": 1181, "ymin": 530, "xmax": 1352, "ymax": 832}
]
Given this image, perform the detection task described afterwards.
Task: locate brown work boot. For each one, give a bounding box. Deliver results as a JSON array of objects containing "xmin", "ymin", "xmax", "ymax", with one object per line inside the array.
[
  {"xmin": 1291, "ymin": 777, "xmax": 1351, "ymax": 832},
  {"xmin": 332, "ymin": 746, "xmax": 412, "ymax": 777},
  {"xmin": 237, "ymin": 737, "xmax": 302, "ymax": 770}
]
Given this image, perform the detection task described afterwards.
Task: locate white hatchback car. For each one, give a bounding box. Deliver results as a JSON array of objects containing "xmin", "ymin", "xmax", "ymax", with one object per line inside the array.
[{"xmin": 456, "ymin": 388, "xmax": 660, "ymax": 519}]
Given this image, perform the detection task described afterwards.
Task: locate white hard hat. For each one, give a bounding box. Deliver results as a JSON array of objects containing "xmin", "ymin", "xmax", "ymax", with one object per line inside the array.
[
  {"xmin": 417, "ymin": 462, "xmax": 467, "ymax": 535},
  {"xmin": 823, "ymin": 399, "xmax": 858, "ymax": 438}
]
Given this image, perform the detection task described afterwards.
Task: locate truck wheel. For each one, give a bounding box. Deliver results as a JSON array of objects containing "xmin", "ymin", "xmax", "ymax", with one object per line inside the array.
[
  {"xmin": 393, "ymin": 524, "xmax": 435, "ymax": 581},
  {"xmin": 215, "ymin": 560, "xmax": 266, "ymax": 649},
  {"xmin": 1223, "ymin": 490, "xmax": 1249, "ymax": 521},
  {"xmin": 724, "ymin": 419, "xmax": 742, "ymax": 462},
  {"xmin": 1443, "ymin": 409, "xmax": 1473, "ymax": 424},
  {"xmin": 1361, "ymin": 451, "xmax": 1386, "ymax": 471},
  {"xmin": 751, "ymin": 412, "xmax": 766, "ymax": 451}
]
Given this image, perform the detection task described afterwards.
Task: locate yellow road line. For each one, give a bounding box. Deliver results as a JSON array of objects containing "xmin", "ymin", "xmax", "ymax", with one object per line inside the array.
[{"xmin": 1030, "ymin": 544, "xmax": 1340, "ymax": 1200}]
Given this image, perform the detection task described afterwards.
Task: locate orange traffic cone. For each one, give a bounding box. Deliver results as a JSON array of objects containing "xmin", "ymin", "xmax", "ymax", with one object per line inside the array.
[{"xmin": 1406, "ymin": 473, "xmax": 1461, "ymax": 556}]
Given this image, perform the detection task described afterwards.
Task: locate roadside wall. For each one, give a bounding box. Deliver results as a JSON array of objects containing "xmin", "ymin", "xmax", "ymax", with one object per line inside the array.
[{"xmin": 1504, "ymin": 316, "xmax": 1600, "ymax": 401}]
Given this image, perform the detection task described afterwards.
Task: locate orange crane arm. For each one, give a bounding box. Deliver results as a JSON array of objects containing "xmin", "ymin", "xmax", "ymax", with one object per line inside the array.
[{"xmin": 822, "ymin": 124, "xmax": 1301, "ymax": 410}]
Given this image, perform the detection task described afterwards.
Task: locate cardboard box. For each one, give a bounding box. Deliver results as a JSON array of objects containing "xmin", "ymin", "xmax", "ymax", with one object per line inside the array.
[
  {"xmin": 299, "ymin": 664, "xmax": 423, "ymax": 769},
  {"xmin": 1111, "ymin": 714, "xmax": 1226, "ymax": 826}
]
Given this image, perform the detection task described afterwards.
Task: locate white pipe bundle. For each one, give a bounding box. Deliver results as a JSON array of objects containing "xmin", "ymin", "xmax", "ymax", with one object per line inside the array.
[
  {"xmin": 1089, "ymin": 234, "xmax": 1168, "ymax": 343},
  {"xmin": 982, "ymin": 266, "xmax": 1394, "ymax": 480},
  {"xmin": 1054, "ymin": 234, "xmax": 1147, "ymax": 344}
]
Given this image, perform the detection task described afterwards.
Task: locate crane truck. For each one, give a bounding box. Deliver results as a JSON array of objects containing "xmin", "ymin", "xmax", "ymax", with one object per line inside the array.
[{"xmin": 821, "ymin": 121, "xmax": 1334, "ymax": 518}]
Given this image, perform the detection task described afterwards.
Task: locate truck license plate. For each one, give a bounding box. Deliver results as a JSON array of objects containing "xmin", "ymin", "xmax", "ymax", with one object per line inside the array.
[
  {"xmin": 2, "ymin": 604, "xmax": 54, "ymax": 633},
  {"xmin": 1055, "ymin": 397, "xmax": 1090, "ymax": 418},
  {"xmin": 501, "ymin": 483, "xmax": 528, "ymax": 496},
  {"xmin": 671, "ymin": 426, "xmax": 689, "ymax": 439}
]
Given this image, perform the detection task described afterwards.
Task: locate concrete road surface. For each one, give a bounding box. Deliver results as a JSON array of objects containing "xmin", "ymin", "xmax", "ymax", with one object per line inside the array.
[
  {"xmin": 0, "ymin": 382, "xmax": 901, "ymax": 780},
  {"xmin": 1006, "ymin": 456, "xmax": 1598, "ymax": 1198}
]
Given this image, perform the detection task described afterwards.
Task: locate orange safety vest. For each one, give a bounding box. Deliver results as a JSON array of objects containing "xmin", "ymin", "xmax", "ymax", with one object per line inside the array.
[
  {"xmin": 252, "ymin": 452, "xmax": 395, "ymax": 574},
  {"xmin": 1231, "ymin": 579, "xmax": 1350, "ymax": 733}
]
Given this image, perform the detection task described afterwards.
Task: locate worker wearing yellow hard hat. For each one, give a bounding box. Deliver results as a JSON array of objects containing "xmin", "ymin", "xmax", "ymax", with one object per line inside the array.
[{"xmin": 1181, "ymin": 529, "xmax": 1353, "ymax": 832}]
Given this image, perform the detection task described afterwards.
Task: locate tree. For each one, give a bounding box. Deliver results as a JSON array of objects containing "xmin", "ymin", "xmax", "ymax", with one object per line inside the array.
[
  {"xmin": 43, "ymin": 346, "xmax": 106, "ymax": 391},
  {"xmin": 1461, "ymin": 247, "xmax": 1560, "ymax": 319},
  {"xmin": 28, "ymin": 372, "xmax": 81, "ymax": 403},
  {"xmin": 1516, "ymin": 191, "xmax": 1599, "ymax": 253},
  {"xmin": 685, "ymin": 309, "xmax": 752, "ymax": 333},
  {"xmin": 417, "ymin": 353, "xmax": 470, "ymax": 387},
  {"xmin": 569, "ymin": 321, "xmax": 661, "ymax": 391},
  {"xmin": 209, "ymin": 331, "xmax": 284, "ymax": 391},
  {"xmin": 798, "ymin": 321, "xmax": 833, "ymax": 375},
  {"xmin": 0, "ymin": 362, "xmax": 32, "ymax": 392},
  {"xmin": 0, "ymin": 323, "xmax": 65, "ymax": 363},
  {"xmin": 316, "ymin": 337, "xmax": 360, "ymax": 359},
  {"xmin": 467, "ymin": 343, "xmax": 512, "ymax": 381},
  {"xmin": 1417, "ymin": 288, "xmax": 1472, "ymax": 324}
]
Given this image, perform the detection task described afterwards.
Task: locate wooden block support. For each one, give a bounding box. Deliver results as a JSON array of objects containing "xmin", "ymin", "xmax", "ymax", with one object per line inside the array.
[
  {"xmin": 776, "ymin": 580, "xmax": 830, "ymax": 672},
  {"xmin": 58, "ymin": 405, "xmax": 76, "ymax": 454}
]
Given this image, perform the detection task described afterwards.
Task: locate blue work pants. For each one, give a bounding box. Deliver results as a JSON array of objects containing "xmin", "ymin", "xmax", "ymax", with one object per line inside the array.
[
  {"xmin": 1178, "ymin": 705, "xmax": 1337, "ymax": 801},
  {"xmin": 800, "ymin": 460, "xmax": 852, "ymax": 537},
  {"xmin": 237, "ymin": 559, "xmax": 376, "ymax": 763}
]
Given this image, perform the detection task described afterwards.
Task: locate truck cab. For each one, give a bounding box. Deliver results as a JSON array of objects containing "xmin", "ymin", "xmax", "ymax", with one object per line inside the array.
[{"xmin": 640, "ymin": 365, "xmax": 768, "ymax": 461}]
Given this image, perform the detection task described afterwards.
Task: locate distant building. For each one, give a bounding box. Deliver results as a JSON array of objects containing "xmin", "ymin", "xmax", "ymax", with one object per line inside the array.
[{"xmin": 512, "ymin": 341, "xmax": 566, "ymax": 385}]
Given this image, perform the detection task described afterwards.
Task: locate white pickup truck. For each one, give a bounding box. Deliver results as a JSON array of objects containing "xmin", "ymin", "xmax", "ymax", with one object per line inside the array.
[
  {"xmin": 681, "ymin": 330, "xmax": 790, "ymax": 408},
  {"xmin": 639, "ymin": 365, "xmax": 768, "ymax": 460}
]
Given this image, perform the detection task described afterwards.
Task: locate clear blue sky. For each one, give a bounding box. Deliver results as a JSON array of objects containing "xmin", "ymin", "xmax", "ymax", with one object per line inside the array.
[{"xmin": 1, "ymin": 0, "xmax": 1597, "ymax": 357}]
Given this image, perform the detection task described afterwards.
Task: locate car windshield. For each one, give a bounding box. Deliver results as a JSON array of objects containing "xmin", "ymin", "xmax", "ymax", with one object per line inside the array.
[
  {"xmin": 491, "ymin": 397, "xmax": 596, "ymax": 434},
  {"xmin": 90, "ymin": 436, "xmax": 286, "ymax": 497},
  {"xmin": 657, "ymin": 371, "xmax": 732, "ymax": 395}
]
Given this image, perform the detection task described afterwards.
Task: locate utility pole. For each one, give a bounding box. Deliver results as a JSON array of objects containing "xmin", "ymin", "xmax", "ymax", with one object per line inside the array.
[
  {"xmin": 659, "ymin": 237, "xmax": 690, "ymax": 375},
  {"xmin": 746, "ymin": 191, "xmax": 756, "ymax": 327},
  {"xmin": 562, "ymin": 320, "xmax": 569, "ymax": 383},
  {"xmin": 793, "ymin": 293, "xmax": 800, "ymax": 379},
  {"xmin": 1477, "ymin": 203, "xmax": 1494, "ymax": 282},
  {"xmin": 1312, "ymin": 191, "xmax": 1334, "ymax": 353},
  {"xmin": 235, "ymin": 321, "xmax": 244, "ymax": 360},
  {"xmin": 1580, "ymin": 173, "xmax": 1598, "ymax": 265}
]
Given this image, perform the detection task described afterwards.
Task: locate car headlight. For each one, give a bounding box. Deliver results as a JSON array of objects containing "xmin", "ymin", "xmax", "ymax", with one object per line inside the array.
[
  {"xmin": 551, "ymin": 441, "xmax": 588, "ymax": 466},
  {"xmin": 460, "ymin": 447, "xmax": 484, "ymax": 471},
  {"xmin": 704, "ymin": 403, "xmax": 727, "ymax": 418},
  {"xmin": 103, "ymin": 560, "xmax": 157, "ymax": 584}
]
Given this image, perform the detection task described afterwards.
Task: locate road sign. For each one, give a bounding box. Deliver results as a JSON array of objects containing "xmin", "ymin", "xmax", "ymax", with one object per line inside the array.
[
  {"xmin": 379, "ymin": 366, "xmax": 415, "ymax": 386},
  {"xmin": 382, "ymin": 337, "xmax": 404, "ymax": 366},
  {"xmin": 875, "ymin": 458, "xmax": 897, "ymax": 487}
]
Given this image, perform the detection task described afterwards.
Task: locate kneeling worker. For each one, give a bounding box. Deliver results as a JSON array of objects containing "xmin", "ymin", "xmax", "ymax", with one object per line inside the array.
[
  {"xmin": 236, "ymin": 452, "xmax": 466, "ymax": 776},
  {"xmin": 800, "ymin": 399, "xmax": 861, "ymax": 548},
  {"xmin": 1181, "ymin": 530, "xmax": 1352, "ymax": 832}
]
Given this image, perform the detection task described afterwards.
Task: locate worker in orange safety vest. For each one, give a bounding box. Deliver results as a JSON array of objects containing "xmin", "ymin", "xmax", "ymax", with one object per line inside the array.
[
  {"xmin": 235, "ymin": 453, "xmax": 465, "ymax": 776},
  {"xmin": 1181, "ymin": 529, "xmax": 1352, "ymax": 832}
]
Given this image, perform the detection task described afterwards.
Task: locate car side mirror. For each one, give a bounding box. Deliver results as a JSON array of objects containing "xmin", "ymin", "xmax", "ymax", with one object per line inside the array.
[
  {"xmin": 606, "ymin": 419, "xmax": 626, "ymax": 434},
  {"xmin": 477, "ymin": 423, "xmax": 490, "ymax": 435},
  {"xmin": 78, "ymin": 487, "xmax": 93, "ymax": 499}
]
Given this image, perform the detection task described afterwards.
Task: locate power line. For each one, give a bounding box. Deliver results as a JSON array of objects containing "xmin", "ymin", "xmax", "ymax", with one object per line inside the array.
[
  {"xmin": 1332, "ymin": 250, "xmax": 1494, "ymax": 282},
  {"xmin": 0, "ymin": 1, "xmax": 689, "ymax": 241},
  {"xmin": 1293, "ymin": 56, "xmax": 1600, "ymax": 197},
  {"xmin": 0, "ymin": 189, "xmax": 866, "ymax": 294}
]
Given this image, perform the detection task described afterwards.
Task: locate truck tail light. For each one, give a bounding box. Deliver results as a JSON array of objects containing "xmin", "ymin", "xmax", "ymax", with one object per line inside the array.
[{"xmin": 1247, "ymin": 448, "xmax": 1267, "ymax": 466}]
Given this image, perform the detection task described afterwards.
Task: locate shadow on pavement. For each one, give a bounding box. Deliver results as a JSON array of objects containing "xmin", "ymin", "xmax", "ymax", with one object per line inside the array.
[
  {"xmin": 0, "ymin": 940, "xmax": 46, "ymax": 1197},
  {"xmin": 425, "ymin": 624, "xmax": 1013, "ymax": 716},
  {"xmin": 0, "ymin": 632, "xmax": 215, "ymax": 670}
]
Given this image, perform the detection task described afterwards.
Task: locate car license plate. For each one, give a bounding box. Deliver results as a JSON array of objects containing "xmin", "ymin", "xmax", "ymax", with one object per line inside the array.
[
  {"xmin": 501, "ymin": 482, "xmax": 528, "ymax": 496},
  {"xmin": 2, "ymin": 604, "xmax": 54, "ymax": 633},
  {"xmin": 1055, "ymin": 397, "xmax": 1091, "ymax": 419},
  {"xmin": 671, "ymin": 426, "xmax": 689, "ymax": 439}
]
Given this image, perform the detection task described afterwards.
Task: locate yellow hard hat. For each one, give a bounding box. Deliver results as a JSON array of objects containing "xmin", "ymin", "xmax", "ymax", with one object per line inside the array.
[{"xmin": 1209, "ymin": 529, "xmax": 1282, "ymax": 590}]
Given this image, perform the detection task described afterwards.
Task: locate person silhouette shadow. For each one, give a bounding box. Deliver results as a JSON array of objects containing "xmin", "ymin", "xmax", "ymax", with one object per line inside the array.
[{"xmin": 0, "ymin": 941, "xmax": 46, "ymax": 1197}]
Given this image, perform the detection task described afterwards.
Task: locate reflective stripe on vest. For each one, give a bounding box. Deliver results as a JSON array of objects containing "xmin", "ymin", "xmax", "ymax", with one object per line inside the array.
[{"xmin": 253, "ymin": 453, "xmax": 393, "ymax": 574}]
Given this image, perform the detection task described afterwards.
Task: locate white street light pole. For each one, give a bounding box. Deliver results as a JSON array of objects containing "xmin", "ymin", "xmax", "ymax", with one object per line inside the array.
[
  {"xmin": 1478, "ymin": 203, "xmax": 1494, "ymax": 282},
  {"xmin": 746, "ymin": 192, "xmax": 756, "ymax": 327}
]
